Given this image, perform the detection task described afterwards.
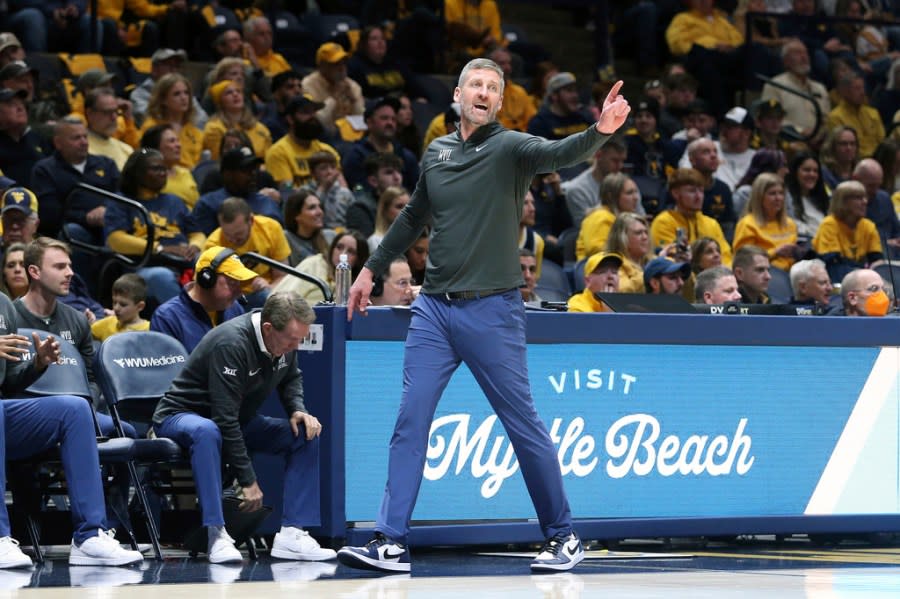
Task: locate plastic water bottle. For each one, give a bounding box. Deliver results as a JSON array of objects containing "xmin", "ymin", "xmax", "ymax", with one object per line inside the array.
[{"xmin": 334, "ymin": 253, "xmax": 351, "ymax": 306}]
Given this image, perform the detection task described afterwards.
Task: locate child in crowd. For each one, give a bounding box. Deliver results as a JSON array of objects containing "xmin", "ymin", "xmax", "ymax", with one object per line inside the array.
[
  {"xmin": 306, "ymin": 151, "xmax": 353, "ymax": 231},
  {"xmin": 90, "ymin": 273, "xmax": 150, "ymax": 341}
]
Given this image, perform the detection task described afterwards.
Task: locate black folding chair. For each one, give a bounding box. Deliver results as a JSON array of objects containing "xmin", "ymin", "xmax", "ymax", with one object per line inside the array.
[{"xmin": 12, "ymin": 329, "xmax": 138, "ymax": 563}]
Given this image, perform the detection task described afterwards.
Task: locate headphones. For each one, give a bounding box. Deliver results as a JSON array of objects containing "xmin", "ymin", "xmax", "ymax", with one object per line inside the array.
[
  {"xmin": 196, "ymin": 248, "xmax": 237, "ymax": 289},
  {"xmin": 371, "ymin": 273, "xmax": 384, "ymax": 298}
]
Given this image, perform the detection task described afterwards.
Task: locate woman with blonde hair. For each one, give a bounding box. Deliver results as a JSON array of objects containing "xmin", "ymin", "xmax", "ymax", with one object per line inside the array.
[
  {"xmin": 369, "ymin": 186, "xmax": 410, "ymax": 252},
  {"xmin": 141, "ymin": 73, "xmax": 203, "ymax": 168},
  {"xmin": 813, "ymin": 179, "xmax": 884, "ymax": 281},
  {"xmin": 203, "ymin": 57, "xmax": 269, "ymax": 115},
  {"xmin": 733, "ymin": 173, "xmax": 799, "ymax": 271},
  {"xmin": 819, "ymin": 125, "xmax": 860, "ymax": 190},
  {"xmin": 202, "ymin": 78, "xmax": 272, "ymax": 160},
  {"xmin": 604, "ymin": 212, "xmax": 652, "ymax": 293},
  {"xmin": 576, "ymin": 172, "xmax": 640, "ymax": 260}
]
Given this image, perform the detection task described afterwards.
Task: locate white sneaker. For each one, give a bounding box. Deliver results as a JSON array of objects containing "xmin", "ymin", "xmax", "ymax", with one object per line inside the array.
[
  {"xmin": 270, "ymin": 560, "xmax": 336, "ymax": 581},
  {"xmin": 0, "ymin": 537, "xmax": 32, "ymax": 569},
  {"xmin": 0, "ymin": 569, "xmax": 33, "ymax": 589},
  {"xmin": 69, "ymin": 565, "xmax": 144, "ymax": 587},
  {"xmin": 207, "ymin": 526, "xmax": 242, "ymax": 564},
  {"xmin": 271, "ymin": 527, "xmax": 337, "ymax": 561},
  {"xmin": 207, "ymin": 563, "xmax": 243, "ymax": 584},
  {"xmin": 69, "ymin": 530, "xmax": 144, "ymax": 566}
]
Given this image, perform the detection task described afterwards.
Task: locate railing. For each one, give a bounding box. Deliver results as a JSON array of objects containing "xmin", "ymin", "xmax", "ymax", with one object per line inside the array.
[{"xmin": 240, "ymin": 251, "xmax": 334, "ymax": 303}]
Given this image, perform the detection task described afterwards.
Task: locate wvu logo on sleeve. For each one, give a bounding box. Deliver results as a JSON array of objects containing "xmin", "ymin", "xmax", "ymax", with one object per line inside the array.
[{"xmin": 438, "ymin": 149, "xmax": 452, "ymax": 162}]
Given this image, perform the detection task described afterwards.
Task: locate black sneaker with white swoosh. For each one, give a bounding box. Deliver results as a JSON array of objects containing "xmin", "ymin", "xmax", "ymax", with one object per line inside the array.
[
  {"xmin": 336, "ymin": 532, "xmax": 411, "ymax": 573},
  {"xmin": 530, "ymin": 532, "xmax": 585, "ymax": 572}
]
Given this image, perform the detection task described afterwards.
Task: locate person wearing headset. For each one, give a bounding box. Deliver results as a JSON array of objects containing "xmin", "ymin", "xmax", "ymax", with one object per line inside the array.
[
  {"xmin": 369, "ymin": 257, "xmax": 415, "ymax": 307},
  {"xmin": 150, "ymin": 245, "xmax": 258, "ymax": 352}
]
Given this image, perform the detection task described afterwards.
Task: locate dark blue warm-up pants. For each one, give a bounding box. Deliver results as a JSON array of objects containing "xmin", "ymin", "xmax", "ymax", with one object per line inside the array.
[
  {"xmin": 375, "ymin": 290, "xmax": 573, "ymax": 543},
  {"xmin": 155, "ymin": 413, "xmax": 321, "ymax": 528},
  {"xmin": 0, "ymin": 396, "xmax": 107, "ymax": 544}
]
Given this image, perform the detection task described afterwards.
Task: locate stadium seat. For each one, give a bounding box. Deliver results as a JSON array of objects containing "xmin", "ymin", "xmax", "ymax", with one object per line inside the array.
[
  {"xmin": 412, "ymin": 73, "xmax": 452, "ymax": 106},
  {"xmin": 573, "ymin": 257, "xmax": 587, "ymax": 292},
  {"xmin": 874, "ymin": 263, "xmax": 900, "ymax": 301},
  {"xmin": 557, "ymin": 226, "xmax": 579, "ymax": 266},
  {"xmin": 767, "ymin": 267, "xmax": 792, "ymax": 304},
  {"xmin": 537, "ymin": 259, "xmax": 571, "ymax": 298},
  {"xmin": 300, "ymin": 13, "xmax": 360, "ymax": 48},
  {"xmin": 269, "ymin": 9, "xmax": 315, "ymax": 68}
]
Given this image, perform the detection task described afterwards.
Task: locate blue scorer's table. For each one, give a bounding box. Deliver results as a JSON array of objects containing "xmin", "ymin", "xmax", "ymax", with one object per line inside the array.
[{"xmin": 250, "ymin": 307, "xmax": 900, "ymax": 546}]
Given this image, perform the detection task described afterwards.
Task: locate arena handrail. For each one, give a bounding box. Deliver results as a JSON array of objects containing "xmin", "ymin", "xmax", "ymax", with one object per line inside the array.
[
  {"xmin": 62, "ymin": 182, "xmax": 156, "ymax": 269},
  {"xmin": 239, "ymin": 251, "xmax": 334, "ymax": 303}
]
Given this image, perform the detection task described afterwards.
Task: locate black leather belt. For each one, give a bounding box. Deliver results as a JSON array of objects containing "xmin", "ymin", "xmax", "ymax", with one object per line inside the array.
[{"xmin": 439, "ymin": 288, "xmax": 511, "ymax": 301}]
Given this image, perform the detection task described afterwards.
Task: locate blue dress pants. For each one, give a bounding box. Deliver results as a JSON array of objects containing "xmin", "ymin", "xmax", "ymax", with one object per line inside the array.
[
  {"xmin": 0, "ymin": 396, "xmax": 107, "ymax": 544},
  {"xmin": 155, "ymin": 412, "xmax": 321, "ymax": 528},
  {"xmin": 375, "ymin": 290, "xmax": 573, "ymax": 543}
]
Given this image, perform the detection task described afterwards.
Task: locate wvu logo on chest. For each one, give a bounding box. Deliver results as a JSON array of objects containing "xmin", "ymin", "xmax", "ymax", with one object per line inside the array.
[{"xmin": 438, "ymin": 149, "xmax": 452, "ymax": 162}]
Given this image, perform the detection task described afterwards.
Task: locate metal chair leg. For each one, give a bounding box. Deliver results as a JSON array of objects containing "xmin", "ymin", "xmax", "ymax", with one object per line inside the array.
[
  {"xmin": 126, "ymin": 461, "xmax": 163, "ymax": 560},
  {"xmin": 25, "ymin": 515, "xmax": 43, "ymax": 564}
]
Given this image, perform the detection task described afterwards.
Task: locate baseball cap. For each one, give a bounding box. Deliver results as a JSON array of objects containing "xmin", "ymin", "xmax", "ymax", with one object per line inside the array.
[
  {"xmin": 584, "ymin": 252, "xmax": 624, "ymax": 275},
  {"xmin": 545, "ymin": 72, "xmax": 577, "ymax": 97},
  {"xmin": 272, "ymin": 70, "xmax": 302, "ymax": 91},
  {"xmin": 364, "ymin": 96, "xmax": 402, "ymax": 120},
  {"xmin": 76, "ymin": 68, "xmax": 115, "ymax": 92},
  {"xmin": 0, "ymin": 87, "xmax": 27, "ymax": 102},
  {"xmin": 151, "ymin": 48, "xmax": 187, "ymax": 63},
  {"xmin": 634, "ymin": 96, "xmax": 660, "ymax": 121},
  {"xmin": 643, "ymin": 257, "xmax": 691, "ymax": 288},
  {"xmin": 0, "ymin": 33, "xmax": 22, "ymax": 54},
  {"xmin": 316, "ymin": 42, "xmax": 349, "ymax": 65},
  {"xmin": 754, "ymin": 98, "xmax": 786, "ymax": 119},
  {"xmin": 285, "ymin": 93, "xmax": 325, "ymax": 114},
  {"xmin": 722, "ymin": 106, "xmax": 754, "ymax": 129},
  {"xmin": 685, "ymin": 98, "xmax": 714, "ymax": 116},
  {"xmin": 1, "ymin": 186, "xmax": 37, "ymax": 216},
  {"xmin": 194, "ymin": 246, "xmax": 258, "ymax": 282},
  {"xmin": 220, "ymin": 146, "xmax": 262, "ymax": 171},
  {"xmin": 0, "ymin": 60, "xmax": 34, "ymax": 82}
]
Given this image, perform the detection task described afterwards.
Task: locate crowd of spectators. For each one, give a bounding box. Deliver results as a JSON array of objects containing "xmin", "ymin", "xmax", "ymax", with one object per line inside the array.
[
  {"xmin": 1, "ymin": 0, "xmax": 898, "ymax": 328},
  {"xmin": 0, "ymin": 0, "xmax": 899, "ymax": 571}
]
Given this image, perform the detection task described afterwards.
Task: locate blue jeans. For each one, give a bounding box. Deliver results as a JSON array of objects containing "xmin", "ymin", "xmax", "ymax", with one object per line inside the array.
[
  {"xmin": 375, "ymin": 290, "xmax": 573, "ymax": 543},
  {"xmin": 155, "ymin": 412, "xmax": 321, "ymax": 528},
  {"xmin": 1, "ymin": 9, "xmax": 102, "ymax": 53},
  {"xmin": 0, "ymin": 396, "xmax": 107, "ymax": 544}
]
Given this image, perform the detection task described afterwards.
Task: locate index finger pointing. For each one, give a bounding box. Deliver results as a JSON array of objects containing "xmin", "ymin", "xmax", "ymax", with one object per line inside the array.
[{"xmin": 605, "ymin": 80, "xmax": 623, "ymax": 103}]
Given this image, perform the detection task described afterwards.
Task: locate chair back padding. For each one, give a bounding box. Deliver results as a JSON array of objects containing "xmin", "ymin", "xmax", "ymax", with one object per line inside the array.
[
  {"xmin": 95, "ymin": 331, "xmax": 188, "ymax": 423},
  {"xmin": 19, "ymin": 328, "xmax": 91, "ymax": 399}
]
